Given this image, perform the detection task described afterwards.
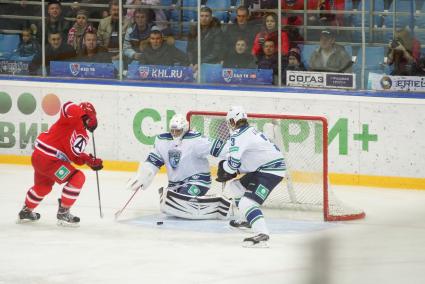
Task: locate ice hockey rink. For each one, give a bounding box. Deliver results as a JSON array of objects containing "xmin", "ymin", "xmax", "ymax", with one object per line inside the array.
[{"xmin": 1, "ymin": 164, "xmax": 425, "ymax": 284}]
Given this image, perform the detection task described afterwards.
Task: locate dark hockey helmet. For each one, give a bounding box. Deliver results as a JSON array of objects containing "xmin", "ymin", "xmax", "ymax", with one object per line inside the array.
[
  {"xmin": 79, "ymin": 102, "xmax": 97, "ymax": 132},
  {"xmin": 79, "ymin": 102, "xmax": 97, "ymax": 116}
]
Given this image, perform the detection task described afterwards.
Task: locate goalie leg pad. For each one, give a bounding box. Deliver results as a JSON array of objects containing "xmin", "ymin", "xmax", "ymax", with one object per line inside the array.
[
  {"xmin": 175, "ymin": 184, "xmax": 208, "ymax": 197},
  {"xmin": 160, "ymin": 189, "xmax": 231, "ymax": 220},
  {"xmin": 224, "ymin": 179, "xmax": 245, "ymax": 199}
]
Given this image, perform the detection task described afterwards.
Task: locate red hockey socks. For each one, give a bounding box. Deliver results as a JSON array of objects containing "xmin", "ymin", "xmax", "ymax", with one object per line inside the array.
[
  {"xmin": 25, "ymin": 186, "xmax": 52, "ymax": 209},
  {"xmin": 60, "ymin": 171, "xmax": 85, "ymax": 208}
]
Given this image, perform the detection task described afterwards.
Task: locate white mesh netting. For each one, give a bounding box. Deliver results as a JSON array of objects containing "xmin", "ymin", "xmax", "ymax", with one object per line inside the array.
[{"xmin": 188, "ymin": 111, "xmax": 365, "ymax": 221}]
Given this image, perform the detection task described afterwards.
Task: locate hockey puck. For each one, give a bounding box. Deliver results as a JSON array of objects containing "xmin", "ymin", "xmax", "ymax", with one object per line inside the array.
[{"xmin": 156, "ymin": 221, "xmax": 164, "ymax": 225}]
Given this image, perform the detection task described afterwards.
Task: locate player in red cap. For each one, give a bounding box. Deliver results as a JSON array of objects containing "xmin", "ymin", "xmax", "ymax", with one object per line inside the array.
[{"xmin": 17, "ymin": 101, "xmax": 103, "ymax": 226}]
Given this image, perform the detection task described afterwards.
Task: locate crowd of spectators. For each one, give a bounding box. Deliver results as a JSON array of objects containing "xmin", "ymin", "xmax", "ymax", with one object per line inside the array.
[{"xmin": 0, "ymin": 0, "xmax": 424, "ymax": 85}]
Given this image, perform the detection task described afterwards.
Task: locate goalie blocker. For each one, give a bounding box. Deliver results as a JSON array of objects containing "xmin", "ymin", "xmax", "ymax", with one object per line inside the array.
[{"xmin": 159, "ymin": 187, "xmax": 232, "ymax": 220}]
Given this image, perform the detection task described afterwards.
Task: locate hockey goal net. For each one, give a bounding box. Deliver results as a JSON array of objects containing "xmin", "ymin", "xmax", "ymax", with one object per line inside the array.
[{"xmin": 187, "ymin": 111, "xmax": 365, "ymax": 221}]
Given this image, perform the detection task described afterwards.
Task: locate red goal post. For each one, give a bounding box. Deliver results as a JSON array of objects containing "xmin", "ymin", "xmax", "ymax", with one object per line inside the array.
[{"xmin": 187, "ymin": 111, "xmax": 365, "ymax": 222}]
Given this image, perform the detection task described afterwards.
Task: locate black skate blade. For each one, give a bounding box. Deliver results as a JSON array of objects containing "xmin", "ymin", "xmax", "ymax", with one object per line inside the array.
[
  {"xmin": 242, "ymin": 240, "xmax": 269, "ymax": 248},
  {"xmin": 16, "ymin": 218, "xmax": 40, "ymax": 224},
  {"xmin": 229, "ymin": 225, "xmax": 253, "ymax": 234},
  {"xmin": 57, "ymin": 220, "xmax": 80, "ymax": 228}
]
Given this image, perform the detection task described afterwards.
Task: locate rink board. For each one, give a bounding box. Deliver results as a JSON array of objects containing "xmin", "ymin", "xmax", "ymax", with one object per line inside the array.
[{"xmin": 0, "ymin": 79, "xmax": 425, "ymax": 189}]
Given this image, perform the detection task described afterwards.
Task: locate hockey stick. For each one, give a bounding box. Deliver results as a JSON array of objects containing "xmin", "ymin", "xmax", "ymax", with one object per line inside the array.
[
  {"xmin": 114, "ymin": 185, "xmax": 143, "ymax": 220},
  {"xmin": 92, "ymin": 132, "xmax": 103, "ymax": 218}
]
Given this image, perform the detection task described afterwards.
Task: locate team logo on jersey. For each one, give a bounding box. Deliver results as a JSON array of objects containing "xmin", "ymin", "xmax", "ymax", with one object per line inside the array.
[
  {"xmin": 222, "ymin": 69, "xmax": 234, "ymax": 83},
  {"xmin": 70, "ymin": 131, "xmax": 88, "ymax": 156},
  {"xmin": 255, "ymin": 184, "xmax": 270, "ymax": 200},
  {"xmin": 55, "ymin": 166, "xmax": 70, "ymax": 181},
  {"xmin": 70, "ymin": 63, "xmax": 80, "ymax": 76},
  {"xmin": 168, "ymin": 149, "xmax": 181, "ymax": 169},
  {"xmin": 188, "ymin": 185, "xmax": 201, "ymax": 196},
  {"xmin": 139, "ymin": 66, "xmax": 150, "ymax": 79}
]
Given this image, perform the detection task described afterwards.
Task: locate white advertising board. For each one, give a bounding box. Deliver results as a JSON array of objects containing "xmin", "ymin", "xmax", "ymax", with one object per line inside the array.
[{"xmin": 0, "ymin": 80, "xmax": 424, "ymax": 182}]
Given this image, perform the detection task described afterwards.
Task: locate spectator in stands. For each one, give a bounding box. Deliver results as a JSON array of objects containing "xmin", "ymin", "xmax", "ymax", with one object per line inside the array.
[
  {"xmin": 123, "ymin": 9, "xmax": 155, "ymax": 61},
  {"xmin": 252, "ymin": 13, "xmax": 290, "ymax": 58},
  {"xmin": 138, "ymin": 28, "xmax": 188, "ymax": 66},
  {"xmin": 61, "ymin": 0, "xmax": 81, "ymax": 18},
  {"xmin": 14, "ymin": 28, "xmax": 41, "ymax": 58},
  {"xmin": 309, "ymin": 0, "xmax": 345, "ymax": 27},
  {"xmin": 256, "ymin": 39, "xmax": 279, "ymax": 84},
  {"xmin": 79, "ymin": 0, "xmax": 110, "ymax": 22},
  {"xmin": 1, "ymin": 0, "xmax": 41, "ymax": 31},
  {"xmin": 29, "ymin": 32, "xmax": 76, "ymax": 75},
  {"xmin": 222, "ymin": 38, "xmax": 256, "ymax": 69},
  {"xmin": 187, "ymin": 6, "xmax": 223, "ymax": 66},
  {"xmin": 286, "ymin": 47, "xmax": 305, "ymax": 71},
  {"xmin": 309, "ymin": 29, "xmax": 352, "ymax": 73},
  {"xmin": 67, "ymin": 9, "xmax": 96, "ymax": 55},
  {"xmin": 126, "ymin": 0, "xmax": 169, "ymax": 32},
  {"xmin": 76, "ymin": 32, "xmax": 111, "ymax": 63},
  {"xmin": 415, "ymin": 57, "xmax": 425, "ymax": 76},
  {"xmin": 280, "ymin": 0, "xmax": 308, "ymax": 46},
  {"xmin": 387, "ymin": 28, "xmax": 422, "ymax": 76},
  {"xmin": 37, "ymin": 0, "xmax": 71, "ymax": 43},
  {"xmin": 97, "ymin": 0, "xmax": 125, "ymax": 56},
  {"xmin": 283, "ymin": 47, "xmax": 306, "ymax": 84},
  {"xmin": 223, "ymin": 6, "xmax": 259, "ymax": 52}
]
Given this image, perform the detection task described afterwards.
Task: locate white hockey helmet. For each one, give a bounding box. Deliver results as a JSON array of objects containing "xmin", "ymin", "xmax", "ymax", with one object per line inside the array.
[
  {"xmin": 170, "ymin": 113, "xmax": 189, "ymax": 139},
  {"xmin": 226, "ymin": 106, "xmax": 248, "ymax": 130}
]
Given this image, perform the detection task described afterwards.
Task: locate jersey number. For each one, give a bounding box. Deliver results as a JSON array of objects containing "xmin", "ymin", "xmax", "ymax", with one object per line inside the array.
[{"xmin": 259, "ymin": 133, "xmax": 280, "ymax": 152}]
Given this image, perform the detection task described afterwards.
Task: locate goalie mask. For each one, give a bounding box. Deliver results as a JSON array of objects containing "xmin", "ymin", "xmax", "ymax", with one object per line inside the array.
[
  {"xmin": 170, "ymin": 114, "xmax": 189, "ymax": 139},
  {"xmin": 226, "ymin": 106, "xmax": 248, "ymax": 132}
]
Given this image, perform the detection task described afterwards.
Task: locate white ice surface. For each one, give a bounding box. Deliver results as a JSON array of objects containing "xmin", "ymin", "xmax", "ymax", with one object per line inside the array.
[{"xmin": 1, "ymin": 164, "xmax": 425, "ymax": 284}]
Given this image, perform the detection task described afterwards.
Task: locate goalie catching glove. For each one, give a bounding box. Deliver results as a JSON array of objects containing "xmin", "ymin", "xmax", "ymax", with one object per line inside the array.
[
  {"xmin": 216, "ymin": 160, "xmax": 237, "ymax": 182},
  {"xmin": 80, "ymin": 153, "xmax": 103, "ymax": 171}
]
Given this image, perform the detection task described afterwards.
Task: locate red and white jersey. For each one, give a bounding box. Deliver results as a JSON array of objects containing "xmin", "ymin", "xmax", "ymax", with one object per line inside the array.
[{"xmin": 35, "ymin": 101, "xmax": 89, "ymax": 165}]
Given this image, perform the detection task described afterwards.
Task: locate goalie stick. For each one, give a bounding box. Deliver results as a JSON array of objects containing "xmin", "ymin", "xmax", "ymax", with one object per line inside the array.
[{"xmin": 114, "ymin": 184, "xmax": 143, "ymax": 220}]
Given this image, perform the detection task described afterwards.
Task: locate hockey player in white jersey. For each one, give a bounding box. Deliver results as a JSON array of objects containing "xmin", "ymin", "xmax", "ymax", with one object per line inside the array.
[
  {"xmin": 127, "ymin": 114, "xmax": 230, "ymax": 219},
  {"xmin": 217, "ymin": 106, "xmax": 286, "ymax": 247}
]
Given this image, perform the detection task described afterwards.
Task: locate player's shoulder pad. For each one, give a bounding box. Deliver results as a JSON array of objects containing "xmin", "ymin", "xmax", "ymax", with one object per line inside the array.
[
  {"xmin": 182, "ymin": 130, "xmax": 202, "ymax": 140},
  {"xmin": 157, "ymin": 133, "xmax": 173, "ymax": 140},
  {"xmin": 230, "ymin": 125, "xmax": 251, "ymax": 138}
]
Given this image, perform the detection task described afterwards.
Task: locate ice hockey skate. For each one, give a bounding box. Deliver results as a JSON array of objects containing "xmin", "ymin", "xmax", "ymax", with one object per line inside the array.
[
  {"xmin": 242, "ymin": 233, "xmax": 270, "ymax": 248},
  {"xmin": 229, "ymin": 219, "xmax": 252, "ymax": 231},
  {"xmin": 17, "ymin": 206, "xmax": 40, "ymax": 224},
  {"xmin": 57, "ymin": 199, "xmax": 80, "ymax": 227}
]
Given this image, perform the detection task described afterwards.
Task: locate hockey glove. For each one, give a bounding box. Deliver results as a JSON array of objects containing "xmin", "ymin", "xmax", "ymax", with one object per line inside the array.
[
  {"xmin": 216, "ymin": 160, "xmax": 237, "ymax": 182},
  {"xmin": 126, "ymin": 174, "xmax": 144, "ymax": 191},
  {"xmin": 81, "ymin": 153, "xmax": 103, "ymax": 171},
  {"xmin": 82, "ymin": 114, "xmax": 98, "ymax": 132}
]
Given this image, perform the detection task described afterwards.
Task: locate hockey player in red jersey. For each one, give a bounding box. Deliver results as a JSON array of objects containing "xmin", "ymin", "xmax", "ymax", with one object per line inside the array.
[{"xmin": 17, "ymin": 101, "xmax": 103, "ymax": 226}]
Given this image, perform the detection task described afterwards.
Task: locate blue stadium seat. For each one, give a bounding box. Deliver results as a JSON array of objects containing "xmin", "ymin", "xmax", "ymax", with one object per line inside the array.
[
  {"xmin": 353, "ymin": 46, "xmax": 385, "ymax": 70},
  {"xmin": 174, "ymin": 39, "xmax": 188, "ymax": 53},
  {"xmin": 300, "ymin": 44, "xmax": 318, "ymax": 69},
  {"xmin": 207, "ymin": 0, "xmax": 231, "ymax": 23},
  {"xmin": 0, "ymin": 34, "xmax": 20, "ymax": 53},
  {"xmin": 200, "ymin": 63, "xmax": 222, "ymax": 82},
  {"xmin": 160, "ymin": 0, "xmax": 173, "ymax": 5}
]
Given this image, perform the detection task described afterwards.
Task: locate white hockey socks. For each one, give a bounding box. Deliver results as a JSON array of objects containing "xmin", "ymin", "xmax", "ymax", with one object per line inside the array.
[{"xmin": 238, "ymin": 197, "xmax": 269, "ymax": 235}]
